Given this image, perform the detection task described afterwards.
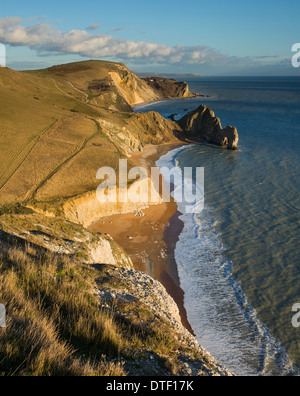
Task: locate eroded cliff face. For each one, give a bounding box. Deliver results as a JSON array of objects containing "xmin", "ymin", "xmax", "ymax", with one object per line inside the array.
[
  {"xmin": 94, "ymin": 265, "xmax": 232, "ymax": 376},
  {"xmin": 59, "ymin": 112, "xmax": 181, "ymax": 229},
  {"xmin": 179, "ymin": 105, "xmax": 239, "ymax": 150},
  {"xmin": 89, "ymin": 66, "xmax": 197, "ymax": 111},
  {"xmin": 98, "ymin": 110, "xmax": 181, "ymax": 155},
  {"xmin": 108, "ymin": 68, "xmax": 160, "ymax": 107},
  {"xmin": 143, "ymin": 77, "xmax": 197, "ymax": 99},
  {"xmin": 0, "ymin": 213, "xmax": 133, "ymax": 268},
  {"xmin": 62, "ymin": 176, "xmax": 164, "ymax": 228}
]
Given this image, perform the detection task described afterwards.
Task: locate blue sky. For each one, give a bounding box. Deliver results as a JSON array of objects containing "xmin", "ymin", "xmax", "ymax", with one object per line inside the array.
[{"xmin": 0, "ymin": 0, "xmax": 299, "ymax": 75}]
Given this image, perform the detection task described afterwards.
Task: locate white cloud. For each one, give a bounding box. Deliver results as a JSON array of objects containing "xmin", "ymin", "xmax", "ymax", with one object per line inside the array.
[{"xmin": 0, "ymin": 17, "xmax": 255, "ymax": 68}]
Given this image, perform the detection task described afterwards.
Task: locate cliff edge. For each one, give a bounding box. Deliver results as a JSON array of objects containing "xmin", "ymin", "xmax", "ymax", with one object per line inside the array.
[{"xmin": 143, "ymin": 77, "xmax": 198, "ymax": 100}]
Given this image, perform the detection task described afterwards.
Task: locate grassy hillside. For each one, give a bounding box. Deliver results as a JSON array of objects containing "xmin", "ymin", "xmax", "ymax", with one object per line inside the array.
[
  {"xmin": 0, "ymin": 242, "xmax": 126, "ymax": 376},
  {"xmin": 27, "ymin": 60, "xmax": 160, "ymax": 111},
  {"xmin": 0, "ymin": 61, "xmax": 180, "ymax": 210}
]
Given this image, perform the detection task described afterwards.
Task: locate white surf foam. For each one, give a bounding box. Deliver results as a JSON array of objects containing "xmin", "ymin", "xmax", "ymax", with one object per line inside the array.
[{"xmin": 156, "ymin": 146, "xmax": 299, "ymax": 376}]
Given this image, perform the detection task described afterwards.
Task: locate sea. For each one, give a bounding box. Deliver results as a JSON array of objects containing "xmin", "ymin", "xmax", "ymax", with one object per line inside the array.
[{"xmin": 135, "ymin": 77, "xmax": 300, "ymax": 376}]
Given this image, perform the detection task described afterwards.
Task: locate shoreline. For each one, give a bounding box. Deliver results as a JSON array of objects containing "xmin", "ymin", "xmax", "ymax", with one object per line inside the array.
[
  {"xmin": 132, "ymin": 93, "xmax": 201, "ymax": 111},
  {"xmin": 89, "ymin": 141, "xmax": 195, "ymax": 335}
]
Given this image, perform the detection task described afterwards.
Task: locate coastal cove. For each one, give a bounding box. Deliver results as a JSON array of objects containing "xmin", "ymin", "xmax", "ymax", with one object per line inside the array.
[
  {"xmin": 1, "ymin": 59, "xmax": 299, "ymax": 376},
  {"xmin": 0, "ymin": 61, "xmax": 234, "ymax": 376},
  {"xmin": 1, "ymin": 1, "xmax": 300, "ymax": 379},
  {"xmin": 89, "ymin": 142, "xmax": 194, "ymax": 335},
  {"xmin": 136, "ymin": 76, "xmax": 300, "ymax": 375}
]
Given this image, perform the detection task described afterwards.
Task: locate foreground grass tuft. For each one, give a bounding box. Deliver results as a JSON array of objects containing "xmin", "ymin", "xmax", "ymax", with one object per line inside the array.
[
  {"xmin": 0, "ymin": 243, "xmax": 125, "ymax": 376},
  {"xmin": 0, "ymin": 240, "xmax": 210, "ymax": 377}
]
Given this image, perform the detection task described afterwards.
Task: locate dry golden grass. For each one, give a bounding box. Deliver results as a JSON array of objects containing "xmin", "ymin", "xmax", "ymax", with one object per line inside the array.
[
  {"xmin": 0, "ymin": 239, "xmax": 198, "ymax": 376},
  {"xmin": 0, "ymin": 243, "xmax": 126, "ymax": 376},
  {"xmin": 33, "ymin": 119, "xmax": 123, "ymax": 202},
  {"xmin": 0, "ymin": 66, "xmax": 102, "ymax": 205},
  {"xmin": 0, "ymin": 240, "xmax": 187, "ymax": 376},
  {"xmin": 0, "ymin": 67, "xmax": 98, "ymax": 179},
  {"xmin": 0, "ymin": 61, "xmax": 179, "ymax": 209}
]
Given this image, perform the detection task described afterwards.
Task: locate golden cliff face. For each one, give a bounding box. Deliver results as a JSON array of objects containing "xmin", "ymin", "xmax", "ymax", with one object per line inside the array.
[
  {"xmin": 142, "ymin": 77, "xmax": 197, "ymax": 100},
  {"xmin": 62, "ymin": 177, "xmax": 164, "ymax": 228},
  {"xmin": 108, "ymin": 69, "xmax": 160, "ymax": 106}
]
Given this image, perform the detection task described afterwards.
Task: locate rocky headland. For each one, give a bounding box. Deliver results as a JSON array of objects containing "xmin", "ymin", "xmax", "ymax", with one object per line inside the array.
[
  {"xmin": 142, "ymin": 77, "xmax": 198, "ymax": 100},
  {"xmin": 179, "ymin": 105, "xmax": 239, "ymax": 150}
]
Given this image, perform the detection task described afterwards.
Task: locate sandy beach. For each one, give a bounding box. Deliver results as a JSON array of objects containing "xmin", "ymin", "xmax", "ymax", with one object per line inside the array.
[{"xmin": 89, "ymin": 142, "xmax": 195, "ymax": 334}]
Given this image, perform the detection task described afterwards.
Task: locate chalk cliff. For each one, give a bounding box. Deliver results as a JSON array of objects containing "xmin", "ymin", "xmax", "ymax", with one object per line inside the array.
[
  {"xmin": 143, "ymin": 77, "xmax": 198, "ymax": 100},
  {"xmin": 62, "ymin": 179, "xmax": 163, "ymax": 229}
]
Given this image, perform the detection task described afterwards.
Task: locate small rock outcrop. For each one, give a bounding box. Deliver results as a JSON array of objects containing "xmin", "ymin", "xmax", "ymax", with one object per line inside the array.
[{"xmin": 178, "ymin": 105, "xmax": 239, "ymax": 150}]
